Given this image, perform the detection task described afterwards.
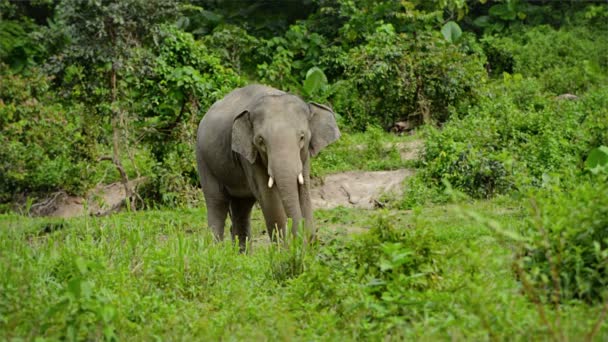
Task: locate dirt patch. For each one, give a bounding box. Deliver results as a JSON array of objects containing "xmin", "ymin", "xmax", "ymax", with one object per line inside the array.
[
  {"xmin": 31, "ymin": 178, "xmax": 145, "ymax": 218},
  {"xmin": 394, "ymin": 139, "xmax": 423, "ymax": 161},
  {"xmin": 311, "ymin": 169, "xmax": 415, "ymax": 209}
]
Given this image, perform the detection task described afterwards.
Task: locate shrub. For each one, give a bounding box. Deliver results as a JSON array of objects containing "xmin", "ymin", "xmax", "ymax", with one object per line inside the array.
[
  {"xmin": 256, "ymin": 23, "xmax": 328, "ymax": 92},
  {"xmin": 0, "ymin": 66, "xmax": 97, "ymax": 202},
  {"xmin": 482, "ymin": 25, "xmax": 608, "ymax": 94},
  {"xmin": 520, "ymin": 178, "xmax": 608, "ymax": 303},
  {"xmin": 288, "ymin": 214, "xmax": 444, "ymax": 336},
  {"xmin": 412, "ymin": 77, "xmax": 606, "ymax": 202},
  {"xmin": 331, "ymin": 24, "xmax": 486, "ymax": 130}
]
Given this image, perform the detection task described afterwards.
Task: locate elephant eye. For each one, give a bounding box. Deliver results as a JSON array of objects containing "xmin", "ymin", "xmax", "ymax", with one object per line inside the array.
[{"xmin": 256, "ymin": 136, "xmax": 265, "ymax": 146}]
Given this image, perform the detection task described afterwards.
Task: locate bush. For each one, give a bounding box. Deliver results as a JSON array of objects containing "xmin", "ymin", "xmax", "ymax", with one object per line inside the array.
[
  {"xmin": 256, "ymin": 23, "xmax": 328, "ymax": 92},
  {"xmin": 330, "ymin": 24, "xmax": 486, "ymax": 130},
  {"xmin": 0, "ymin": 66, "xmax": 97, "ymax": 202},
  {"xmin": 412, "ymin": 77, "xmax": 607, "ymax": 202},
  {"xmin": 482, "ymin": 25, "xmax": 608, "ymax": 94},
  {"xmin": 288, "ymin": 214, "xmax": 444, "ymax": 336},
  {"xmin": 520, "ymin": 178, "xmax": 608, "ymax": 303}
]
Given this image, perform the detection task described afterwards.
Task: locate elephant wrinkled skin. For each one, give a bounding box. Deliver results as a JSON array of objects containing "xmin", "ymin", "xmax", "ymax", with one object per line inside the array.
[{"xmin": 196, "ymin": 84, "xmax": 340, "ymax": 249}]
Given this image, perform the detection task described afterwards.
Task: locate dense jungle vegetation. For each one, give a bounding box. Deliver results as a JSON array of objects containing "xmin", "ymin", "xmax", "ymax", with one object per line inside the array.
[{"xmin": 1, "ymin": 0, "xmax": 607, "ymax": 340}]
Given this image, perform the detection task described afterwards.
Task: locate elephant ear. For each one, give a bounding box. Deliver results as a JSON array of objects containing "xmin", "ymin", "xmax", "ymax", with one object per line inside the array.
[
  {"xmin": 232, "ymin": 110, "xmax": 257, "ymax": 164},
  {"xmin": 308, "ymin": 103, "xmax": 341, "ymax": 157}
]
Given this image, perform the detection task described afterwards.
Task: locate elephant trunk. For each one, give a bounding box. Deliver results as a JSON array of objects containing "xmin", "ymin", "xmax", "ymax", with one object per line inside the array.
[{"xmin": 269, "ymin": 150, "xmax": 304, "ymax": 239}]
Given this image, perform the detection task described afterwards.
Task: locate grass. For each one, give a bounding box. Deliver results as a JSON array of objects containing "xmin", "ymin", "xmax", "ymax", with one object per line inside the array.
[
  {"xmin": 1, "ymin": 197, "xmax": 606, "ymax": 340},
  {"xmin": 311, "ymin": 126, "xmax": 420, "ymax": 177}
]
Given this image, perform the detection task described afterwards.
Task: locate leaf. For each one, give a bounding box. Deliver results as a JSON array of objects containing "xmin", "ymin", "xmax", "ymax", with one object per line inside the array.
[
  {"xmin": 585, "ymin": 146, "xmax": 608, "ymax": 174},
  {"xmin": 473, "ymin": 15, "xmax": 491, "ymax": 28},
  {"xmin": 303, "ymin": 67, "xmax": 328, "ymax": 96},
  {"xmin": 441, "ymin": 21, "xmax": 462, "ymax": 43},
  {"xmin": 489, "ymin": 3, "xmax": 517, "ymax": 20}
]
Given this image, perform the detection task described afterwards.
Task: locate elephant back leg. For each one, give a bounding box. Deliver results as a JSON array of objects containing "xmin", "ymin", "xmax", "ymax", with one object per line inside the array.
[
  {"xmin": 199, "ymin": 164, "xmax": 229, "ymax": 241},
  {"xmin": 229, "ymin": 197, "xmax": 256, "ymax": 252}
]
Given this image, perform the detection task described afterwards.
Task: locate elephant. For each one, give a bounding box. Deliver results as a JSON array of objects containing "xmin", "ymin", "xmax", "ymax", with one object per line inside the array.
[{"xmin": 195, "ymin": 84, "xmax": 341, "ymax": 249}]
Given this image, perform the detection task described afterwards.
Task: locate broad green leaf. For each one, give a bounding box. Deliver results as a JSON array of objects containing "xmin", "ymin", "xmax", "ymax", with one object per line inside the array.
[
  {"xmin": 489, "ymin": 3, "xmax": 517, "ymax": 20},
  {"xmin": 303, "ymin": 67, "xmax": 328, "ymax": 96},
  {"xmin": 585, "ymin": 146, "xmax": 608, "ymax": 174},
  {"xmin": 441, "ymin": 21, "xmax": 462, "ymax": 43},
  {"xmin": 473, "ymin": 15, "xmax": 491, "ymax": 28}
]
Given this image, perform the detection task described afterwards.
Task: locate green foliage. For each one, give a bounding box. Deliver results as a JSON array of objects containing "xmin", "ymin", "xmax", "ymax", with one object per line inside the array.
[
  {"xmin": 311, "ymin": 126, "xmax": 409, "ymax": 177},
  {"xmin": 353, "ymin": 215, "xmax": 443, "ymax": 293},
  {"xmin": 133, "ymin": 25, "xmax": 245, "ymax": 206},
  {"xmin": 441, "ymin": 21, "xmax": 462, "ymax": 43},
  {"xmin": 257, "ymin": 23, "xmax": 328, "ymax": 91},
  {"xmin": 302, "ymin": 67, "xmax": 328, "ymax": 98},
  {"xmin": 411, "ymin": 78, "xmax": 607, "ymax": 203},
  {"xmin": 0, "ymin": 19, "xmax": 45, "ymax": 72},
  {"xmin": 201, "ymin": 24, "xmax": 259, "ymax": 73},
  {"xmin": 2, "ymin": 0, "xmax": 607, "ymax": 210},
  {"xmin": 521, "ymin": 179, "xmax": 608, "ymax": 304},
  {"xmin": 332, "ymin": 23, "xmax": 485, "ymax": 129},
  {"xmin": 481, "ymin": 25, "xmax": 608, "ymax": 93},
  {"xmin": 43, "ymin": 257, "xmax": 117, "ymax": 340},
  {"xmin": 585, "ymin": 146, "xmax": 608, "ymax": 175},
  {"xmin": 0, "ymin": 66, "xmax": 96, "ymax": 200},
  {"xmin": 2, "ymin": 198, "xmax": 608, "ymax": 339}
]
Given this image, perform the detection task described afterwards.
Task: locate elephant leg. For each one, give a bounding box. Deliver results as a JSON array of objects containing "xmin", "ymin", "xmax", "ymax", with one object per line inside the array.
[
  {"xmin": 206, "ymin": 197, "xmax": 229, "ymax": 241},
  {"xmin": 200, "ymin": 171, "xmax": 229, "ymax": 241},
  {"xmin": 229, "ymin": 197, "xmax": 256, "ymax": 251}
]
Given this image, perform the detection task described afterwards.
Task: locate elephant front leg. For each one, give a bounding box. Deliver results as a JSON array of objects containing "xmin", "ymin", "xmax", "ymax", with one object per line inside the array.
[{"xmin": 229, "ymin": 197, "xmax": 256, "ymax": 252}]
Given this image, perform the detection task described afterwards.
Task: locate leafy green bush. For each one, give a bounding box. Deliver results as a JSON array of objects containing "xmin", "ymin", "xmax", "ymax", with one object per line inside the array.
[
  {"xmin": 482, "ymin": 25, "xmax": 608, "ymax": 94},
  {"xmin": 288, "ymin": 214, "xmax": 444, "ymax": 336},
  {"xmin": 411, "ymin": 77, "xmax": 607, "ymax": 203},
  {"xmin": 201, "ymin": 24, "xmax": 259, "ymax": 74},
  {"xmin": 0, "ymin": 19, "xmax": 46, "ymax": 72},
  {"xmin": 520, "ymin": 178, "xmax": 608, "ymax": 303},
  {"xmin": 256, "ymin": 23, "xmax": 328, "ymax": 92},
  {"xmin": 331, "ymin": 24, "xmax": 486, "ymax": 130},
  {"xmin": 0, "ymin": 66, "xmax": 97, "ymax": 202}
]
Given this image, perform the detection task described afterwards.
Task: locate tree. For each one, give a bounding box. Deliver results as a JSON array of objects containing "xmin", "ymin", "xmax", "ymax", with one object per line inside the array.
[{"xmin": 52, "ymin": 0, "xmax": 179, "ymax": 209}]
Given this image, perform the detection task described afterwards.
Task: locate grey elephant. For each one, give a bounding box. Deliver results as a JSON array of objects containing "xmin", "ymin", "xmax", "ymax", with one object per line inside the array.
[{"xmin": 196, "ymin": 84, "xmax": 340, "ymax": 248}]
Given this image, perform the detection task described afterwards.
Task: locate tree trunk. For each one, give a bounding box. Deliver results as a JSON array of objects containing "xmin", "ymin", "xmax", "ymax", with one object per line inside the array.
[{"xmin": 110, "ymin": 66, "xmax": 135, "ymax": 211}]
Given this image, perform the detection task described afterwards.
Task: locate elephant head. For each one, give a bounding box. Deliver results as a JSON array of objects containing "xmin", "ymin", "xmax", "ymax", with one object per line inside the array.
[{"xmin": 231, "ymin": 94, "xmax": 340, "ymax": 239}]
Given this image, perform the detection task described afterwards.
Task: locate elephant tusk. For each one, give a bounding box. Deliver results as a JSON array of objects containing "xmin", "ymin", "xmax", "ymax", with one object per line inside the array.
[
  {"xmin": 268, "ymin": 176, "xmax": 274, "ymax": 188},
  {"xmin": 298, "ymin": 173, "xmax": 304, "ymax": 185}
]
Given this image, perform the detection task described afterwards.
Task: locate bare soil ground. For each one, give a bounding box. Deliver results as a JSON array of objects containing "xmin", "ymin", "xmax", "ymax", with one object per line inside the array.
[
  {"xmin": 31, "ymin": 179, "xmax": 144, "ymax": 218},
  {"xmin": 311, "ymin": 169, "xmax": 414, "ymax": 209}
]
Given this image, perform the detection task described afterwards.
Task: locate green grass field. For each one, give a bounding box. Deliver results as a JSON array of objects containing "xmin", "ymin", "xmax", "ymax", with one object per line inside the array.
[{"xmin": 2, "ymin": 197, "xmax": 606, "ymax": 340}]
